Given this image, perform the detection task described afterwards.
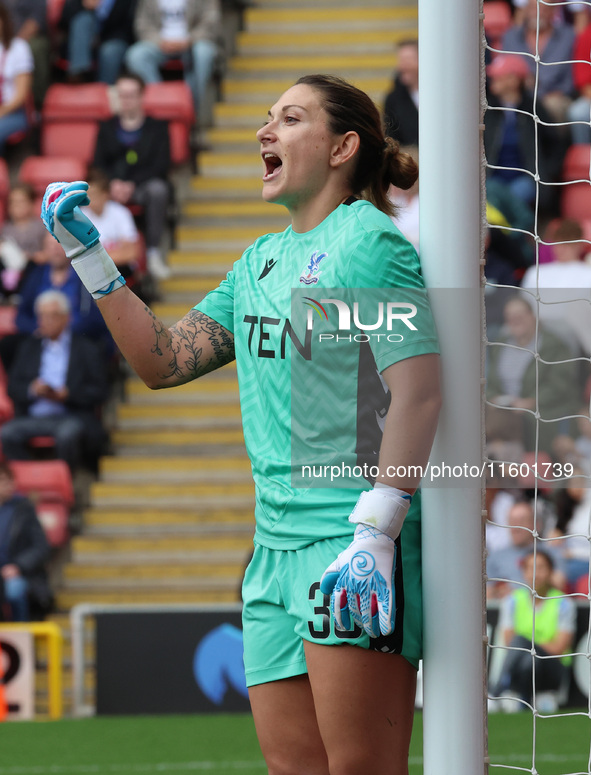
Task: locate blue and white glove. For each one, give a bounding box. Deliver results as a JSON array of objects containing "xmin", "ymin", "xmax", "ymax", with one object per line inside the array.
[
  {"xmin": 319, "ymin": 485, "xmax": 411, "ymax": 638},
  {"xmin": 41, "ymin": 181, "xmax": 125, "ymax": 300}
]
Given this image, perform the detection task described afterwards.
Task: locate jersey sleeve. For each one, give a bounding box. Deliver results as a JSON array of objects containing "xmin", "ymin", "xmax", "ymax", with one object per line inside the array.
[
  {"xmin": 557, "ymin": 596, "xmax": 577, "ymax": 635},
  {"xmin": 345, "ymin": 228, "xmax": 440, "ymax": 372},
  {"xmin": 193, "ymin": 266, "xmax": 237, "ymax": 334}
]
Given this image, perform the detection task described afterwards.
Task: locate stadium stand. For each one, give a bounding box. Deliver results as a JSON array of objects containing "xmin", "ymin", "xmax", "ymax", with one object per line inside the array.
[
  {"xmin": 9, "ymin": 459, "xmax": 74, "ymax": 547},
  {"xmin": 483, "ymin": 1, "xmax": 513, "ymax": 52},
  {"xmin": 561, "ymin": 181, "xmax": 591, "ymax": 222},
  {"xmin": 18, "ymin": 156, "xmax": 87, "ymax": 206},
  {"xmin": 0, "ymin": 158, "xmax": 11, "ymax": 228},
  {"xmin": 561, "ymin": 143, "xmax": 591, "ymax": 182}
]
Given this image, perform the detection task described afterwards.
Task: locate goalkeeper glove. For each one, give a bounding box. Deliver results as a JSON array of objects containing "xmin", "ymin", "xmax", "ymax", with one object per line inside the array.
[
  {"xmin": 319, "ymin": 485, "xmax": 411, "ymax": 638},
  {"xmin": 41, "ymin": 181, "xmax": 125, "ymax": 300}
]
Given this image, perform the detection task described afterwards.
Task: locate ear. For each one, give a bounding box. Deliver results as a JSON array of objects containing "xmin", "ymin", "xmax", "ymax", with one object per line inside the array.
[{"xmin": 329, "ymin": 131, "xmax": 360, "ymax": 168}]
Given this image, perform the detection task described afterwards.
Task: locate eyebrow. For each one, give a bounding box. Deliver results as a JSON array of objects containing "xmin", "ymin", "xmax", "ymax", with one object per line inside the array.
[{"xmin": 267, "ymin": 104, "xmax": 308, "ymax": 117}]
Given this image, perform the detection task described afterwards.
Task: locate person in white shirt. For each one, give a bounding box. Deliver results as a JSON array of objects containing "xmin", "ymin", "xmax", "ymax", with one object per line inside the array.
[
  {"xmin": 124, "ymin": 0, "xmax": 221, "ymax": 124},
  {"xmin": 82, "ymin": 168, "xmax": 141, "ymax": 285},
  {"xmin": 0, "ymin": 3, "xmax": 33, "ymax": 155},
  {"xmin": 520, "ymin": 218, "xmax": 591, "ymax": 357}
]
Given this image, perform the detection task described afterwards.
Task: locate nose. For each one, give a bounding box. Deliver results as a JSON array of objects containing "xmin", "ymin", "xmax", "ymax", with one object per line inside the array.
[{"xmin": 256, "ymin": 119, "xmax": 276, "ymax": 144}]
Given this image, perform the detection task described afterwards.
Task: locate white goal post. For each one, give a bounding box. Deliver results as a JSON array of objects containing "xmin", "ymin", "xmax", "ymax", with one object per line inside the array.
[{"xmin": 419, "ymin": 1, "xmax": 487, "ymax": 774}]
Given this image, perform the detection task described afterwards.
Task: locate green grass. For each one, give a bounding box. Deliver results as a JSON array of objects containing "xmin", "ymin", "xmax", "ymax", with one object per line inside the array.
[{"xmin": 0, "ymin": 711, "xmax": 589, "ymax": 774}]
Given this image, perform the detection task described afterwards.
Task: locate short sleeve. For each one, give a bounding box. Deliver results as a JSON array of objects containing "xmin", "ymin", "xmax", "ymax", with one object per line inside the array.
[
  {"xmin": 194, "ymin": 268, "xmax": 236, "ymax": 334},
  {"xmin": 116, "ymin": 205, "xmax": 139, "ymax": 242},
  {"xmin": 9, "ymin": 38, "xmax": 34, "ymax": 75},
  {"xmin": 346, "ymin": 228, "xmax": 426, "ymax": 290},
  {"xmin": 558, "ymin": 597, "xmax": 577, "ymax": 634},
  {"xmin": 345, "ymin": 228, "xmax": 440, "ymax": 372},
  {"xmin": 499, "ymin": 595, "xmax": 516, "ymax": 633}
]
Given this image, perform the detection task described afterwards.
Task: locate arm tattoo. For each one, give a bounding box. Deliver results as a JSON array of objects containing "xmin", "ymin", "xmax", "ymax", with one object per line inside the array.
[{"xmin": 155, "ymin": 308, "xmax": 235, "ymax": 382}]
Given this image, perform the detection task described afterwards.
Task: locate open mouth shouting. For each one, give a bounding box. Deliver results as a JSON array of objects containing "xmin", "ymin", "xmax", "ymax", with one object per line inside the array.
[{"xmin": 262, "ymin": 152, "xmax": 283, "ymax": 182}]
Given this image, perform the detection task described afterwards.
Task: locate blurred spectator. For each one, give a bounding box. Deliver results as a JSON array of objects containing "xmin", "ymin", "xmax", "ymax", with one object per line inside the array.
[
  {"xmin": 502, "ymin": 0, "xmax": 575, "ymax": 120},
  {"xmin": 512, "ymin": 0, "xmax": 589, "ymax": 34},
  {"xmin": 485, "ymin": 53, "xmax": 566, "ymax": 215},
  {"xmin": 0, "ymin": 462, "xmax": 51, "ymax": 621},
  {"xmin": 487, "ymin": 500, "xmax": 566, "ymax": 599},
  {"xmin": 484, "ymin": 200, "xmax": 532, "ymax": 331},
  {"xmin": 3, "ymin": 0, "xmax": 49, "ymax": 109},
  {"xmin": 16, "ymin": 232, "xmax": 111, "ymax": 345},
  {"xmin": 388, "ymin": 145, "xmax": 419, "ymax": 252},
  {"xmin": 125, "ymin": 0, "xmax": 222, "ymax": 125},
  {"xmin": 549, "ymin": 475, "xmax": 591, "ymax": 586},
  {"xmin": 486, "ymin": 176, "xmax": 535, "ymax": 262},
  {"xmin": 0, "ymin": 3, "xmax": 33, "ymax": 156},
  {"xmin": 0, "ymin": 290, "xmax": 109, "ymax": 472},
  {"xmin": 93, "ymin": 72, "xmax": 171, "ymax": 279},
  {"xmin": 58, "ymin": 0, "xmax": 137, "ymax": 85},
  {"xmin": 567, "ymin": 17, "xmax": 591, "ymax": 143},
  {"xmin": 383, "ymin": 39, "xmax": 419, "ymax": 147},
  {"xmin": 520, "ymin": 218, "xmax": 591, "ymax": 356},
  {"xmin": 552, "ymin": 403, "xmax": 591, "ymax": 471},
  {"xmin": 0, "ymin": 183, "xmax": 46, "ymax": 298},
  {"xmin": 493, "ymin": 549, "xmax": 576, "ymax": 713},
  {"xmin": 485, "ymin": 460, "xmax": 521, "ymax": 553},
  {"xmin": 82, "ymin": 168, "xmax": 141, "ymax": 283},
  {"xmin": 486, "ymin": 295, "xmax": 580, "ymax": 454}
]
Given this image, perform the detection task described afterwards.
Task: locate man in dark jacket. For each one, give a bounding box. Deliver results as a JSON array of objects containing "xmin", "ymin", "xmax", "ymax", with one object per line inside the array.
[
  {"xmin": 0, "ymin": 290, "xmax": 109, "ymax": 472},
  {"xmin": 93, "ymin": 71, "xmax": 171, "ymax": 278},
  {"xmin": 383, "ymin": 39, "xmax": 419, "ymax": 147},
  {"xmin": 484, "ymin": 54, "xmax": 567, "ymax": 217},
  {"xmin": 0, "ymin": 462, "xmax": 51, "ymax": 621},
  {"xmin": 59, "ymin": 0, "xmax": 137, "ymax": 84}
]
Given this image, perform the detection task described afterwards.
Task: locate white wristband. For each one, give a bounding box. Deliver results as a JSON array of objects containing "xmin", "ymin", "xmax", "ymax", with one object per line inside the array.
[
  {"xmin": 71, "ymin": 243, "xmax": 125, "ymax": 299},
  {"xmin": 349, "ymin": 485, "xmax": 412, "ymax": 540}
]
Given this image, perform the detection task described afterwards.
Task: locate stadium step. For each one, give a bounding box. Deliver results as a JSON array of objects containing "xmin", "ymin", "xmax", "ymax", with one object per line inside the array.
[
  {"xmin": 83, "ymin": 507, "xmax": 254, "ymax": 534},
  {"xmin": 55, "ymin": 589, "xmax": 240, "ymax": 609},
  {"xmin": 175, "ymin": 224, "xmax": 277, "ymax": 252},
  {"xmin": 242, "ymin": 6, "xmax": 417, "ymax": 33},
  {"xmin": 235, "ymin": 29, "xmax": 407, "ymax": 56},
  {"xmin": 98, "ymin": 455, "xmax": 249, "ymax": 481},
  {"xmin": 220, "ymin": 76, "xmax": 391, "ymax": 105},
  {"xmin": 189, "ymin": 176, "xmax": 262, "ymax": 199},
  {"xmin": 124, "ymin": 378, "xmax": 239, "ymax": 405}
]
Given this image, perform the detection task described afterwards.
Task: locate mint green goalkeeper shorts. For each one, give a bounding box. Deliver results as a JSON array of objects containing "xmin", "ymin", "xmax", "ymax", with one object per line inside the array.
[{"xmin": 241, "ymin": 520, "xmax": 422, "ymax": 687}]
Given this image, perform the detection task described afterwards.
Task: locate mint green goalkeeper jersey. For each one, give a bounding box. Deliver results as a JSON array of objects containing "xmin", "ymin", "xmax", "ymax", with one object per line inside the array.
[{"xmin": 195, "ymin": 199, "xmax": 440, "ymax": 550}]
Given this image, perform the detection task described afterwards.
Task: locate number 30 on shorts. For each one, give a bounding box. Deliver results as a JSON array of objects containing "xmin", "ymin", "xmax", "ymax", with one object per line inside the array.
[{"xmin": 307, "ymin": 581, "xmax": 362, "ymax": 639}]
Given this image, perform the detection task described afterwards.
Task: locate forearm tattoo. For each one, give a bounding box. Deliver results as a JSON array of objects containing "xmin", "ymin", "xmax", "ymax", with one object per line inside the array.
[{"xmin": 148, "ymin": 307, "xmax": 235, "ymax": 382}]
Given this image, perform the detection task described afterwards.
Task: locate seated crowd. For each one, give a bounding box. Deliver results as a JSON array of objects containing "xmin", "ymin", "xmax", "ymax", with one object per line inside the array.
[{"xmin": 0, "ymin": 0, "xmax": 227, "ymax": 623}]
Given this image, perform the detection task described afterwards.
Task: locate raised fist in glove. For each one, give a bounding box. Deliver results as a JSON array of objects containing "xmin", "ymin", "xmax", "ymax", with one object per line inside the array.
[
  {"xmin": 41, "ymin": 181, "xmax": 99, "ymax": 258},
  {"xmin": 41, "ymin": 181, "xmax": 124, "ymax": 300},
  {"xmin": 320, "ymin": 524, "xmax": 398, "ymax": 638}
]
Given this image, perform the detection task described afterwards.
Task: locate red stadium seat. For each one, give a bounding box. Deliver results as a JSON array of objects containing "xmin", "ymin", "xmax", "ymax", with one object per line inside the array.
[
  {"xmin": 142, "ymin": 81, "xmax": 194, "ymax": 125},
  {"xmin": 562, "ymin": 144, "xmax": 591, "ymax": 182},
  {"xmin": 47, "ymin": 0, "xmax": 67, "ymax": 34},
  {"xmin": 483, "ymin": 1, "xmax": 513, "ymax": 49},
  {"xmin": 143, "ymin": 82, "xmax": 195, "ymax": 165},
  {"xmin": 561, "ymin": 181, "xmax": 591, "ymax": 222},
  {"xmin": 0, "ymin": 381, "xmax": 13, "ymax": 424},
  {"xmin": 0, "ymin": 305, "xmax": 17, "ymax": 338},
  {"xmin": 0, "ymin": 158, "xmax": 10, "ymax": 230},
  {"xmin": 9, "ymin": 460, "xmax": 74, "ymax": 547},
  {"xmin": 41, "ymin": 121, "xmax": 99, "ymax": 165},
  {"xmin": 42, "ymin": 83, "xmax": 111, "ymax": 123},
  {"xmin": 18, "ymin": 156, "xmax": 87, "ymax": 198}
]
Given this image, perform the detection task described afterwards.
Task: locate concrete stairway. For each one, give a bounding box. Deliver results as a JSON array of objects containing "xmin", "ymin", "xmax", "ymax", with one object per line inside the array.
[{"xmin": 44, "ymin": 0, "xmax": 417, "ymax": 714}]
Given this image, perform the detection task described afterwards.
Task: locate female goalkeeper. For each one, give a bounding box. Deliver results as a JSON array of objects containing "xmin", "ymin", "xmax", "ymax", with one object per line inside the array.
[{"xmin": 42, "ymin": 74, "xmax": 441, "ymax": 775}]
